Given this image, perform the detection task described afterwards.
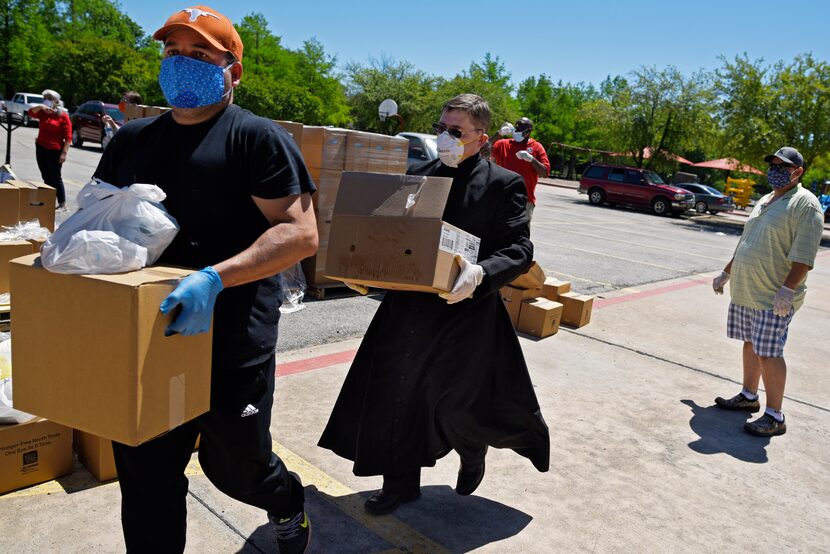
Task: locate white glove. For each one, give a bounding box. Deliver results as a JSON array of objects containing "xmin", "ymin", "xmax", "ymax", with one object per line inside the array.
[
  {"xmin": 516, "ymin": 150, "xmax": 534, "ymax": 162},
  {"xmin": 342, "ymin": 280, "xmax": 369, "ymax": 295},
  {"xmin": 439, "ymin": 255, "xmax": 484, "ymax": 305},
  {"xmin": 772, "ymin": 286, "xmax": 794, "ymax": 316},
  {"xmin": 499, "ymin": 123, "xmax": 515, "ymax": 137},
  {"xmin": 712, "ymin": 271, "xmax": 730, "ymax": 294}
]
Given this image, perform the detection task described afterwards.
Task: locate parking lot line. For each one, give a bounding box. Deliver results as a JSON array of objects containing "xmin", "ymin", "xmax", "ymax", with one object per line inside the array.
[
  {"xmin": 547, "ymin": 269, "xmax": 615, "ymax": 288},
  {"xmin": 533, "ymin": 239, "xmax": 689, "ymax": 273},
  {"xmin": 540, "ymin": 227, "xmax": 726, "ymax": 261}
]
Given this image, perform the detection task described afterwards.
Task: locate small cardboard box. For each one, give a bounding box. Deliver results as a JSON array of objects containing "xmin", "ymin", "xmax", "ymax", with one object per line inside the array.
[
  {"xmin": 75, "ymin": 430, "xmax": 201, "ymax": 482},
  {"xmin": 499, "ymin": 286, "xmax": 524, "ymax": 329},
  {"xmin": 7, "ymin": 180, "xmax": 56, "ymax": 231},
  {"xmin": 10, "ymin": 255, "xmax": 213, "ymax": 446},
  {"xmin": 1, "ymin": 240, "xmax": 36, "ymax": 293},
  {"xmin": 0, "ymin": 418, "xmax": 73, "ymax": 494},
  {"xmin": 274, "ymin": 120, "xmax": 304, "ymax": 146},
  {"xmin": 511, "ymin": 261, "xmax": 546, "ymax": 289},
  {"xmin": 301, "ymin": 126, "xmax": 349, "ymax": 172},
  {"xmin": 387, "ymin": 136, "xmax": 409, "ymax": 174},
  {"xmin": 123, "ymin": 104, "xmax": 171, "ymax": 122},
  {"xmin": 559, "ymin": 292, "xmax": 594, "ymax": 328},
  {"xmin": 518, "ymin": 298, "xmax": 563, "ymax": 338},
  {"xmin": 542, "ymin": 277, "xmax": 571, "ymax": 301},
  {"xmin": 325, "ymin": 172, "xmax": 480, "ymax": 293},
  {"xmin": 0, "ymin": 182, "xmax": 19, "ymax": 227}
]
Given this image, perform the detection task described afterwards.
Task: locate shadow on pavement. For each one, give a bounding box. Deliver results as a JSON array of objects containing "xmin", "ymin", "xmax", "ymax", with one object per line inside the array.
[
  {"xmin": 239, "ymin": 484, "xmax": 533, "ymax": 553},
  {"xmin": 680, "ymin": 399, "xmax": 770, "ymax": 464}
]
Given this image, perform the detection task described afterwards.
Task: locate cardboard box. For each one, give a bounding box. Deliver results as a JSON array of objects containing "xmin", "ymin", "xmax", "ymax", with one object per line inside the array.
[
  {"xmin": 1, "ymin": 240, "xmax": 36, "ymax": 293},
  {"xmin": 559, "ymin": 292, "xmax": 594, "ymax": 328},
  {"xmin": 499, "ymin": 286, "xmax": 524, "ymax": 329},
  {"xmin": 0, "ymin": 418, "xmax": 73, "ymax": 494},
  {"xmin": 325, "ymin": 172, "xmax": 481, "ymax": 293},
  {"xmin": 511, "ymin": 261, "xmax": 546, "ymax": 289},
  {"xmin": 387, "ymin": 136, "xmax": 409, "ymax": 174},
  {"xmin": 518, "ymin": 298, "xmax": 563, "ymax": 338},
  {"xmin": 123, "ymin": 104, "xmax": 171, "ymax": 122},
  {"xmin": 10, "ymin": 255, "xmax": 213, "ymax": 446},
  {"xmin": 274, "ymin": 120, "xmax": 304, "ymax": 146},
  {"xmin": 0, "ymin": 182, "xmax": 19, "ymax": 227},
  {"xmin": 6, "ymin": 180, "xmax": 56, "ymax": 232},
  {"xmin": 542, "ymin": 277, "xmax": 571, "ymax": 301},
  {"xmin": 75, "ymin": 430, "xmax": 201, "ymax": 482},
  {"xmin": 301, "ymin": 127, "xmax": 349, "ymax": 173}
]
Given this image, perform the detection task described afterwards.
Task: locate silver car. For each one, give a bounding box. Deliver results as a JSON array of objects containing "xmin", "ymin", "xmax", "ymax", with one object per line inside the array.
[{"xmin": 679, "ymin": 183, "xmax": 735, "ymax": 215}]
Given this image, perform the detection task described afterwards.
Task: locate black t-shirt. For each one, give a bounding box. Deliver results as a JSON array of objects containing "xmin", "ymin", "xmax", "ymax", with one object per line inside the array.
[{"xmin": 94, "ymin": 105, "xmax": 316, "ymax": 368}]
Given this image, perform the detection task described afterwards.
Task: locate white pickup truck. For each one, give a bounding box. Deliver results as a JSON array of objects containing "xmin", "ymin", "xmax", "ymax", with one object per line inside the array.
[{"xmin": 5, "ymin": 92, "xmax": 45, "ymax": 126}]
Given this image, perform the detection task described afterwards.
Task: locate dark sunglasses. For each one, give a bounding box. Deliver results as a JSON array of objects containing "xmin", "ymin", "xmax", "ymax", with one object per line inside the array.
[
  {"xmin": 769, "ymin": 163, "xmax": 794, "ymax": 170},
  {"xmin": 432, "ymin": 123, "xmax": 482, "ymax": 139}
]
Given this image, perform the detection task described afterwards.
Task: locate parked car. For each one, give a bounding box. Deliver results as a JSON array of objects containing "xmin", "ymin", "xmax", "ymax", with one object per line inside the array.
[
  {"xmin": 396, "ymin": 132, "xmax": 438, "ymax": 166},
  {"xmin": 5, "ymin": 92, "xmax": 45, "ymax": 126},
  {"xmin": 70, "ymin": 101, "xmax": 124, "ymax": 149},
  {"xmin": 578, "ymin": 163, "xmax": 696, "ymax": 216},
  {"xmin": 0, "ymin": 94, "xmax": 6, "ymax": 112},
  {"xmin": 676, "ymin": 183, "xmax": 735, "ymax": 215}
]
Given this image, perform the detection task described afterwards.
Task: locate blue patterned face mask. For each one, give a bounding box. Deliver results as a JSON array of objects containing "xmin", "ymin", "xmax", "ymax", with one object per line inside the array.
[
  {"xmin": 158, "ymin": 56, "xmax": 235, "ymax": 109},
  {"xmin": 767, "ymin": 165, "xmax": 792, "ymax": 189}
]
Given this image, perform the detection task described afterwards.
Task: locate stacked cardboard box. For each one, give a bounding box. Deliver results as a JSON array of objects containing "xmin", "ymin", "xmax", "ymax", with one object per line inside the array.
[
  {"xmin": 123, "ymin": 103, "xmax": 171, "ymax": 123},
  {"xmin": 0, "ymin": 418, "xmax": 73, "ymax": 494},
  {"xmin": 325, "ymin": 172, "xmax": 480, "ymax": 293},
  {"xmin": 10, "ymin": 255, "xmax": 213, "ymax": 446},
  {"xmin": 500, "ymin": 262, "xmax": 594, "ymax": 337},
  {"xmin": 299, "ymin": 127, "xmax": 409, "ymax": 288},
  {"xmin": 0, "ymin": 180, "xmax": 56, "ymax": 231}
]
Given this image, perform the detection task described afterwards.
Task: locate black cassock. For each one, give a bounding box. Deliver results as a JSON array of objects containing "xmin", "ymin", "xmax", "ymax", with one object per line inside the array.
[{"xmin": 318, "ymin": 153, "xmax": 550, "ymax": 476}]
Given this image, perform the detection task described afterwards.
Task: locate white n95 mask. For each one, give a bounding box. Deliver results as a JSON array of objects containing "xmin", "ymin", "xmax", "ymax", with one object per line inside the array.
[{"xmin": 437, "ymin": 132, "xmax": 466, "ymax": 168}]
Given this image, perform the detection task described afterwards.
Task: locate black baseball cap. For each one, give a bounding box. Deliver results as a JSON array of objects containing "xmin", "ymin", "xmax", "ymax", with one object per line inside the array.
[{"xmin": 764, "ymin": 146, "xmax": 803, "ymax": 168}]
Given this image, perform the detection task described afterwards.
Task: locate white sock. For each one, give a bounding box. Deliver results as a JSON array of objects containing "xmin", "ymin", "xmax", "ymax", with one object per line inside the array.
[
  {"xmin": 741, "ymin": 388, "xmax": 758, "ymax": 401},
  {"xmin": 765, "ymin": 407, "xmax": 784, "ymax": 422}
]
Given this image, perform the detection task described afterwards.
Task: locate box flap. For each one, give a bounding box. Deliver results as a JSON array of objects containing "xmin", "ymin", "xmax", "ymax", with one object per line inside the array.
[
  {"xmin": 334, "ymin": 172, "xmax": 453, "ymax": 219},
  {"xmin": 12, "ymin": 254, "xmax": 191, "ymax": 287}
]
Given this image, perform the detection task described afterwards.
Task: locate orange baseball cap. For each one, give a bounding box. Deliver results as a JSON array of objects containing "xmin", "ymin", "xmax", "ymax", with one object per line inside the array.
[{"xmin": 153, "ymin": 6, "xmax": 244, "ymax": 62}]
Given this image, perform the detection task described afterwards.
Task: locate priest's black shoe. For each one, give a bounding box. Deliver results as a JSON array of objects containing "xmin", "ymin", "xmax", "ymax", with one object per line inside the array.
[
  {"xmin": 364, "ymin": 488, "xmax": 421, "ymax": 515},
  {"xmin": 456, "ymin": 448, "xmax": 488, "ymax": 496}
]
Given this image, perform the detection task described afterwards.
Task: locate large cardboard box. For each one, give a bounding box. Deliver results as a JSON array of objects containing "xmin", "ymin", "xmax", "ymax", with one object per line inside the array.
[
  {"xmin": 326, "ymin": 172, "xmax": 480, "ymax": 293},
  {"xmin": 387, "ymin": 136, "xmax": 409, "ymax": 174},
  {"xmin": 499, "ymin": 286, "xmax": 524, "ymax": 329},
  {"xmin": 518, "ymin": 298, "xmax": 563, "ymax": 338},
  {"xmin": 542, "ymin": 277, "xmax": 571, "ymax": 301},
  {"xmin": 0, "ymin": 182, "xmax": 19, "ymax": 227},
  {"xmin": 559, "ymin": 292, "xmax": 594, "ymax": 328},
  {"xmin": 12, "ymin": 180, "xmax": 56, "ymax": 232},
  {"xmin": 123, "ymin": 104, "xmax": 171, "ymax": 123},
  {"xmin": 301, "ymin": 127, "xmax": 349, "ymax": 174},
  {"xmin": 274, "ymin": 120, "xmax": 304, "ymax": 146},
  {"xmin": 511, "ymin": 261, "xmax": 546, "ymax": 289},
  {"xmin": 0, "ymin": 418, "xmax": 73, "ymax": 494},
  {"xmin": 10, "ymin": 255, "xmax": 213, "ymax": 446},
  {"xmin": 1, "ymin": 240, "xmax": 36, "ymax": 293}
]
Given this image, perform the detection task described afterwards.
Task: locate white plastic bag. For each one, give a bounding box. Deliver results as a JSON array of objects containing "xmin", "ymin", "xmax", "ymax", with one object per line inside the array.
[
  {"xmin": 40, "ymin": 230, "xmax": 148, "ymax": 274},
  {"xmin": 41, "ymin": 180, "xmax": 179, "ymax": 273},
  {"xmin": 0, "ymin": 337, "xmax": 36, "ymax": 424}
]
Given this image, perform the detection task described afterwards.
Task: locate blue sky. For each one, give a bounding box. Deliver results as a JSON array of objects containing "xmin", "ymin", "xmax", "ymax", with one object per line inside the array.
[{"xmin": 121, "ymin": 0, "xmax": 829, "ymax": 88}]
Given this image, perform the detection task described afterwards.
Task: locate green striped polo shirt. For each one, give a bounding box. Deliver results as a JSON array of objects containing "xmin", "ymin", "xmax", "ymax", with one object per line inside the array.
[{"xmin": 730, "ymin": 184, "xmax": 824, "ymax": 311}]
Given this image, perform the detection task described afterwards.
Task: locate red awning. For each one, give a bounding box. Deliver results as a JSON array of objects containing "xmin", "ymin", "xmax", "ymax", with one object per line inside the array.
[{"xmin": 691, "ymin": 158, "xmax": 764, "ymax": 175}]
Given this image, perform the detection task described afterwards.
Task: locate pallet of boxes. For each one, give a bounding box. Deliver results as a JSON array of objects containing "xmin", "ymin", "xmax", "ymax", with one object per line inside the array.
[
  {"xmin": 500, "ymin": 262, "xmax": 594, "ymax": 338},
  {"xmin": 274, "ymin": 123, "xmax": 409, "ymax": 298}
]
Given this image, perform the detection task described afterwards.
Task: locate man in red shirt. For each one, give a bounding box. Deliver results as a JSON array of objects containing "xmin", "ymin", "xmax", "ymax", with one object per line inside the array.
[
  {"xmin": 29, "ymin": 89, "xmax": 72, "ymax": 210},
  {"xmin": 491, "ymin": 117, "xmax": 550, "ymax": 220}
]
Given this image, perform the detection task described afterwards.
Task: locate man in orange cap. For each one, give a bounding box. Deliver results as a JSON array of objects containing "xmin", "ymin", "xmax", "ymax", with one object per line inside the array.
[{"xmin": 93, "ymin": 6, "xmax": 318, "ymax": 553}]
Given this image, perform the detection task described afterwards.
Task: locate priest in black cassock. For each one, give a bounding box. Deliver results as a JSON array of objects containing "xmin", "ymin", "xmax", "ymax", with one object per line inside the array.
[{"xmin": 318, "ymin": 94, "xmax": 550, "ymax": 515}]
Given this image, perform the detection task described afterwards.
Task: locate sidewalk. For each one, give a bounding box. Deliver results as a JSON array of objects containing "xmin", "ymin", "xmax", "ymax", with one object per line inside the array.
[{"xmin": 2, "ymin": 253, "xmax": 828, "ymax": 552}]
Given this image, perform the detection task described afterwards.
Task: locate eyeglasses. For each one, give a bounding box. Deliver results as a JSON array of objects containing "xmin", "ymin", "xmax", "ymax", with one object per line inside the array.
[
  {"xmin": 432, "ymin": 123, "xmax": 483, "ymax": 139},
  {"xmin": 769, "ymin": 163, "xmax": 794, "ymax": 170}
]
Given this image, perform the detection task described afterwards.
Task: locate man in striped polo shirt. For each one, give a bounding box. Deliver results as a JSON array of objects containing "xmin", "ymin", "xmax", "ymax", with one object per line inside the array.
[{"xmin": 711, "ymin": 146, "xmax": 824, "ymax": 437}]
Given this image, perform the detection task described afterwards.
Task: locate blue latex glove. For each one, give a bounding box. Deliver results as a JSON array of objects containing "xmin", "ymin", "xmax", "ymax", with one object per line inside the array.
[{"xmin": 160, "ymin": 266, "xmax": 224, "ymax": 336}]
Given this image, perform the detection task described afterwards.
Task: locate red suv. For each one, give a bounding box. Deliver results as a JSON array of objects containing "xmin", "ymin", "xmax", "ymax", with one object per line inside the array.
[
  {"xmin": 70, "ymin": 100, "xmax": 124, "ymax": 149},
  {"xmin": 578, "ymin": 163, "xmax": 695, "ymax": 215}
]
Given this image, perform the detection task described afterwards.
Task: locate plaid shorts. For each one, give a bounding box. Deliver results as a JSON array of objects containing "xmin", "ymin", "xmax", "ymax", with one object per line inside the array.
[{"xmin": 727, "ymin": 302, "xmax": 793, "ymax": 358}]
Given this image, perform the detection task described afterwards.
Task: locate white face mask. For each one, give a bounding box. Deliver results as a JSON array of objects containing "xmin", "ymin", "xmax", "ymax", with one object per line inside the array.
[
  {"xmin": 43, "ymin": 99, "xmax": 54, "ymax": 108},
  {"xmin": 437, "ymin": 132, "xmax": 466, "ymax": 168},
  {"xmin": 513, "ymin": 131, "xmax": 526, "ymax": 142}
]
